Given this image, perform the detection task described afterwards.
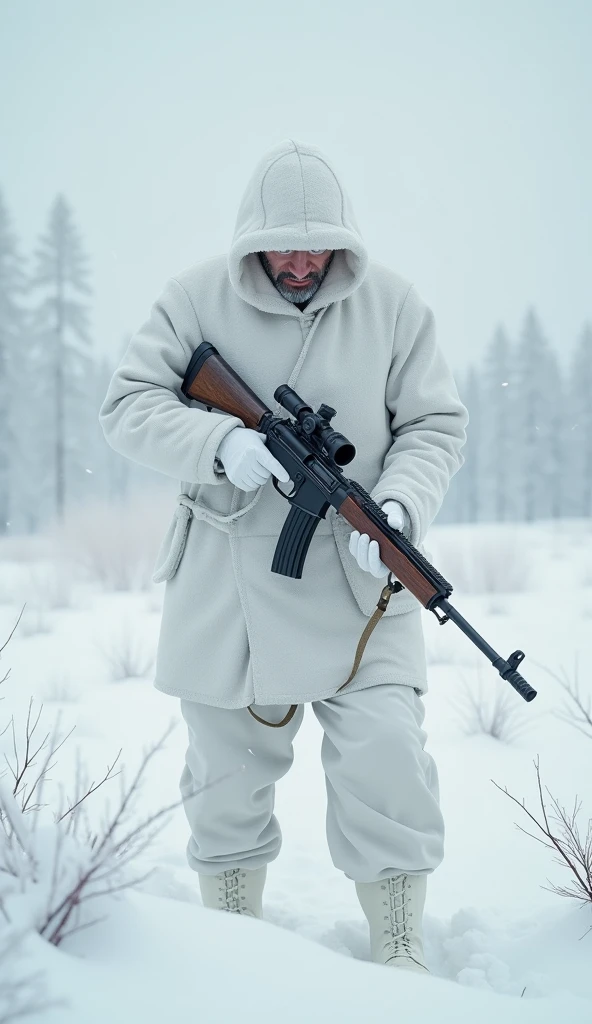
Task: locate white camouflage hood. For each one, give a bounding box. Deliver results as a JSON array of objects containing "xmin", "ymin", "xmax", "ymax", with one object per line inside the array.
[{"xmin": 227, "ymin": 139, "xmax": 369, "ymax": 315}]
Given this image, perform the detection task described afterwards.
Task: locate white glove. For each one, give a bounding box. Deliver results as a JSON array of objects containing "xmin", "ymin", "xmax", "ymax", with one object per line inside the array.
[
  {"xmin": 348, "ymin": 500, "xmax": 407, "ymax": 578},
  {"xmin": 216, "ymin": 427, "xmax": 290, "ymax": 492}
]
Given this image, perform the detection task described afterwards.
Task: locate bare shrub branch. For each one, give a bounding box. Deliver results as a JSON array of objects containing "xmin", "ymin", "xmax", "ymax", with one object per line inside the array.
[
  {"xmin": 0, "ymin": 606, "xmax": 25, "ymax": 661},
  {"xmin": 37, "ymin": 721, "xmax": 240, "ymax": 947},
  {"xmin": 532, "ymin": 655, "xmax": 592, "ymax": 742},
  {"xmin": 56, "ymin": 747, "xmax": 123, "ymax": 823},
  {"xmin": 42, "ymin": 675, "xmax": 80, "ymax": 704},
  {"xmin": 2, "ymin": 702, "xmax": 76, "ymax": 817},
  {"xmin": 492, "ymin": 757, "xmax": 592, "ymax": 925},
  {"xmin": 0, "ymin": 623, "xmax": 242, "ymax": 968},
  {"xmin": 93, "ymin": 619, "xmax": 155, "ymax": 681},
  {"xmin": 450, "ymin": 672, "xmax": 528, "ymax": 743},
  {"xmin": 1, "ymin": 710, "xmax": 243, "ymax": 947}
]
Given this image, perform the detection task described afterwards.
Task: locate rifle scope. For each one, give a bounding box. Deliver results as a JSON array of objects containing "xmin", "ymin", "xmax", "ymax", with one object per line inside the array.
[{"xmin": 274, "ymin": 384, "xmax": 356, "ymax": 467}]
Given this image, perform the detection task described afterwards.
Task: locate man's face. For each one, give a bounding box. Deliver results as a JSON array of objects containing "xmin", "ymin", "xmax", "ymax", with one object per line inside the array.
[{"xmin": 259, "ymin": 249, "xmax": 335, "ymax": 305}]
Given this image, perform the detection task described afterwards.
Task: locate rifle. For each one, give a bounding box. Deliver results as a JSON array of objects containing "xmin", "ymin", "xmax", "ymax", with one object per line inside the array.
[{"xmin": 182, "ymin": 342, "xmax": 537, "ymax": 704}]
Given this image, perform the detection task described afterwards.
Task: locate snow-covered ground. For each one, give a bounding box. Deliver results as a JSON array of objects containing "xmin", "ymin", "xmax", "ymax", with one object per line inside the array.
[{"xmin": 1, "ymin": 512, "xmax": 591, "ymax": 1023}]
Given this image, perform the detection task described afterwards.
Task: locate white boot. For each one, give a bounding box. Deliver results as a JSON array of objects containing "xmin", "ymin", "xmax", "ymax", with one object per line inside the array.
[
  {"xmin": 355, "ymin": 873, "xmax": 429, "ymax": 973},
  {"xmin": 198, "ymin": 865, "xmax": 267, "ymax": 919}
]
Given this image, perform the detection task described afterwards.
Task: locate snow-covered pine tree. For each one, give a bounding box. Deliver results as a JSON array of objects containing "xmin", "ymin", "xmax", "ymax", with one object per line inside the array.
[
  {"xmin": 512, "ymin": 308, "xmax": 557, "ymax": 522},
  {"xmin": 0, "ymin": 191, "xmax": 28, "ymax": 535},
  {"xmin": 545, "ymin": 344, "xmax": 567, "ymax": 520},
  {"xmin": 434, "ymin": 360, "xmax": 479, "ymax": 525},
  {"xmin": 479, "ymin": 325, "xmax": 515, "ymax": 522},
  {"xmin": 28, "ymin": 195, "xmax": 94, "ymax": 523},
  {"xmin": 567, "ymin": 321, "xmax": 592, "ymax": 518},
  {"xmin": 434, "ymin": 312, "xmax": 574, "ymax": 527}
]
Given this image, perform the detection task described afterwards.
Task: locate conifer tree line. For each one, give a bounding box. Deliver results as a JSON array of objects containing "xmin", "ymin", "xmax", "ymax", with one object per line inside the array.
[
  {"xmin": 0, "ymin": 189, "xmax": 151, "ymax": 534},
  {"xmin": 439, "ymin": 312, "xmax": 592, "ymax": 525},
  {"xmin": 0, "ymin": 187, "xmax": 590, "ymax": 535}
]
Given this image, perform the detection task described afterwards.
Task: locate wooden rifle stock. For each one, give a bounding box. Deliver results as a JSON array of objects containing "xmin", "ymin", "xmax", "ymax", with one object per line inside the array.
[{"xmin": 181, "ymin": 342, "xmax": 270, "ymax": 430}]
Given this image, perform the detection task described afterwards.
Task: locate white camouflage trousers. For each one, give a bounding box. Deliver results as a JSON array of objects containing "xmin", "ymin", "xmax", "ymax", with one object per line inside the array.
[{"xmin": 179, "ymin": 682, "xmax": 444, "ymax": 883}]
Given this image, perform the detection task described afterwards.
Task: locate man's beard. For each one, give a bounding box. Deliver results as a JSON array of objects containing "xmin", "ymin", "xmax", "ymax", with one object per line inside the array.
[{"xmin": 259, "ymin": 250, "xmax": 335, "ymax": 305}]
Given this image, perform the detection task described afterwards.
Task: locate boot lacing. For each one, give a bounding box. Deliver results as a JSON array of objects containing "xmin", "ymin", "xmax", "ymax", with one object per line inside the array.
[
  {"xmin": 216, "ymin": 868, "xmax": 249, "ymax": 913},
  {"xmin": 381, "ymin": 874, "xmax": 417, "ymax": 964}
]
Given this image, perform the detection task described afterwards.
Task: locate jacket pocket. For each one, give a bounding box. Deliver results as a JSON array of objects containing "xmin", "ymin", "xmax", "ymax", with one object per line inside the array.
[
  {"xmin": 152, "ymin": 505, "xmax": 192, "ymax": 583},
  {"xmin": 329, "ymin": 508, "xmax": 421, "ymax": 617}
]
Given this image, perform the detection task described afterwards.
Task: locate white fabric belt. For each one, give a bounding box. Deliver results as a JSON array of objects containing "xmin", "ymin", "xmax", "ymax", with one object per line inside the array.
[
  {"xmin": 151, "ymin": 489, "xmax": 265, "ymax": 583},
  {"xmin": 176, "ymin": 489, "xmax": 264, "ymax": 532}
]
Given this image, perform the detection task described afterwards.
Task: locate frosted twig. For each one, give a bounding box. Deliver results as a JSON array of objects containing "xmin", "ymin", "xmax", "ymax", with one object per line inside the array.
[{"xmin": 492, "ymin": 757, "xmax": 592, "ymax": 917}]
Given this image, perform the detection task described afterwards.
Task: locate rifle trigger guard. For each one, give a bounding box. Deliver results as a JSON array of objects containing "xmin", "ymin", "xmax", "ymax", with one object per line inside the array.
[
  {"xmin": 272, "ymin": 475, "xmax": 297, "ymax": 499},
  {"xmin": 272, "ymin": 473, "xmax": 301, "ymax": 501}
]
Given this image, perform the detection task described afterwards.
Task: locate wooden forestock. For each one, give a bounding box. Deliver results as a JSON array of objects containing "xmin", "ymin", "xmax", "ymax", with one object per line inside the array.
[
  {"xmin": 339, "ymin": 495, "xmax": 439, "ymax": 608},
  {"xmin": 183, "ymin": 350, "xmax": 271, "ymax": 431}
]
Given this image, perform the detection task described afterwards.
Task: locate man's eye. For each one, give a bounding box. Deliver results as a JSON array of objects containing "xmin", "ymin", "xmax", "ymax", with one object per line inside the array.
[
  {"xmin": 309, "ymin": 249, "xmax": 327, "ymax": 255},
  {"xmin": 275, "ymin": 250, "xmax": 293, "ymax": 255}
]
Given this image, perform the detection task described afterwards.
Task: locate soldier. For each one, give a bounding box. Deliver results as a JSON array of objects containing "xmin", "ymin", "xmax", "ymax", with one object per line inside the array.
[{"xmin": 99, "ymin": 139, "xmax": 468, "ymax": 973}]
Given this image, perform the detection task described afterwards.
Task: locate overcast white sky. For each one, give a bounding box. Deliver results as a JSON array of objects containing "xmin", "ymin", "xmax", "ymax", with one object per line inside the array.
[{"xmin": 2, "ymin": 0, "xmax": 590, "ymax": 377}]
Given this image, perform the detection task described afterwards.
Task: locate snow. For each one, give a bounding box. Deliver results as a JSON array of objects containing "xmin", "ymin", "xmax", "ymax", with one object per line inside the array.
[
  {"xmin": 1, "ymin": 516, "xmax": 591, "ymax": 1023},
  {"xmin": 13, "ymin": 894, "xmax": 591, "ymax": 1024}
]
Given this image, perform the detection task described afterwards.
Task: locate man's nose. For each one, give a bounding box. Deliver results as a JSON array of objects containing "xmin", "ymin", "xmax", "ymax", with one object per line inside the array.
[{"xmin": 290, "ymin": 252, "xmax": 314, "ymax": 278}]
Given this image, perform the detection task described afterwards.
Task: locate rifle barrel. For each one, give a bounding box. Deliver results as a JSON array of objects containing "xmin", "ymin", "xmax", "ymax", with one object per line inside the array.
[{"xmin": 438, "ymin": 599, "xmax": 537, "ymax": 701}]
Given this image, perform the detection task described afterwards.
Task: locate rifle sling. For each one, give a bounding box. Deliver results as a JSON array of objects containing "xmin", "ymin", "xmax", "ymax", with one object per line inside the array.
[{"xmin": 247, "ymin": 575, "xmax": 403, "ymax": 728}]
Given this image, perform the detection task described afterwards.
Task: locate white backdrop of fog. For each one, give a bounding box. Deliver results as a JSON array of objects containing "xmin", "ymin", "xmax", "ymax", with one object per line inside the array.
[{"xmin": 1, "ymin": 0, "xmax": 590, "ymax": 376}]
